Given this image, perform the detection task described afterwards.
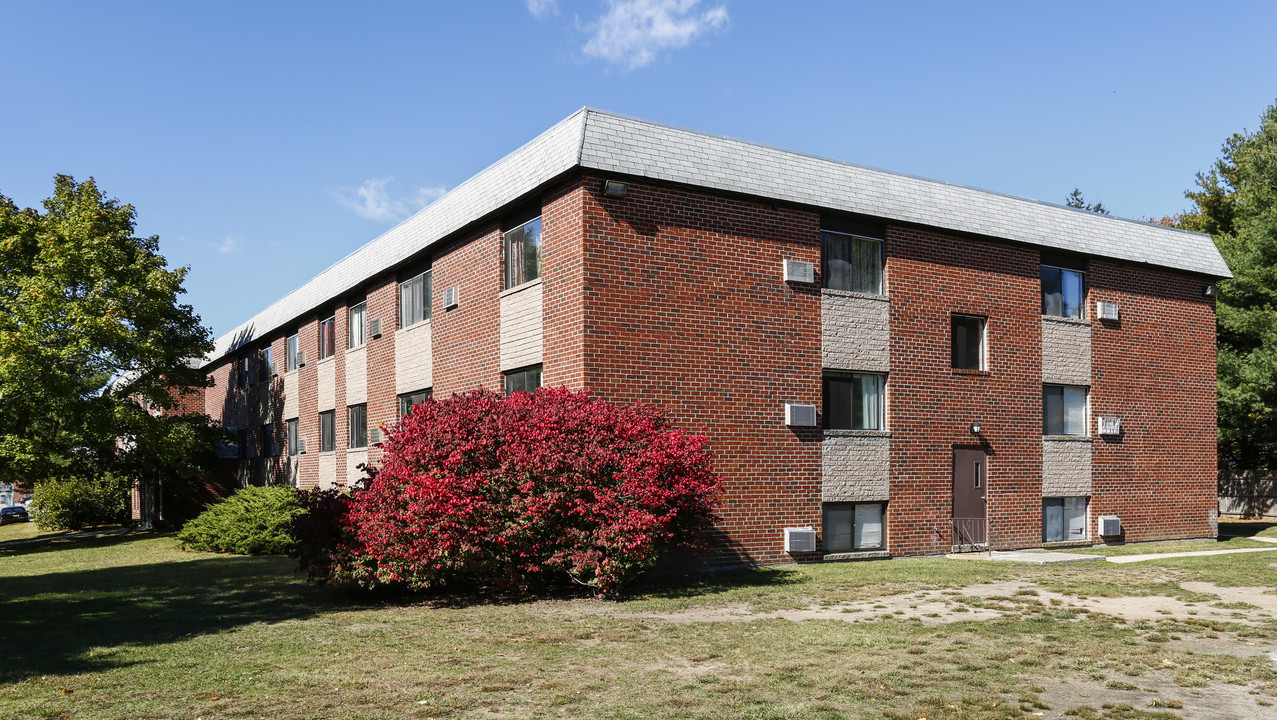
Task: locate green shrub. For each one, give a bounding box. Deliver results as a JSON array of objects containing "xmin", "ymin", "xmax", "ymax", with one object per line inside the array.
[
  {"xmin": 177, "ymin": 486, "xmax": 302, "ymax": 555},
  {"xmin": 31, "ymin": 474, "xmax": 131, "ymax": 531}
]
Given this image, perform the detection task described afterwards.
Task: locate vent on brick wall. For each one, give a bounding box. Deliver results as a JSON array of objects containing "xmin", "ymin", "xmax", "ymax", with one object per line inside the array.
[
  {"xmin": 443, "ymin": 286, "xmax": 460, "ymax": 309},
  {"xmin": 1098, "ymin": 515, "xmax": 1122, "ymax": 536},
  {"xmin": 1096, "ymin": 301, "xmax": 1120, "ymax": 321},
  {"xmin": 784, "ymin": 527, "xmax": 817, "ymax": 553},
  {"xmin": 1097, "ymin": 416, "xmax": 1122, "ymax": 436},
  {"xmin": 784, "ymin": 403, "xmax": 817, "ymax": 427},
  {"xmin": 782, "ymin": 259, "xmax": 815, "ymax": 284},
  {"xmin": 369, "ymin": 318, "xmax": 382, "ymax": 338}
]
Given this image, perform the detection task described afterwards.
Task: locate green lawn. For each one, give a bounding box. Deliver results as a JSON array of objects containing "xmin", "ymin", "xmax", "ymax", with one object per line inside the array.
[{"xmin": 3, "ymin": 533, "xmax": 1277, "ymax": 719}]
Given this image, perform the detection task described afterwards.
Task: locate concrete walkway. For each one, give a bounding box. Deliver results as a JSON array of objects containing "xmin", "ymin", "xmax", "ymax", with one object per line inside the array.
[
  {"xmin": 1106, "ymin": 546, "xmax": 1277, "ymax": 564},
  {"xmin": 947, "ymin": 550, "xmax": 1105, "ymax": 564}
]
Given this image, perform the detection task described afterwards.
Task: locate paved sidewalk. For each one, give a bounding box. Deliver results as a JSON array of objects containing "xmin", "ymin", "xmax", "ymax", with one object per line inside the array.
[
  {"xmin": 948, "ymin": 550, "xmax": 1104, "ymax": 564},
  {"xmin": 0, "ymin": 526, "xmax": 133, "ymax": 549},
  {"xmin": 1106, "ymin": 546, "xmax": 1277, "ymax": 564}
]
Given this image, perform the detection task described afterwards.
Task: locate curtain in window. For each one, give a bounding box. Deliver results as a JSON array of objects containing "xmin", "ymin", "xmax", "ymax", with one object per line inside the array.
[
  {"xmin": 504, "ymin": 218, "xmax": 542, "ymax": 288},
  {"xmin": 854, "ymin": 504, "xmax": 883, "ymax": 549},
  {"xmin": 823, "ymin": 232, "xmax": 881, "ymax": 293},
  {"xmin": 348, "ymin": 303, "xmax": 366, "ymax": 348},
  {"xmin": 1063, "ymin": 387, "xmax": 1087, "ymax": 435},
  {"xmin": 854, "ymin": 374, "xmax": 881, "ymax": 431}
]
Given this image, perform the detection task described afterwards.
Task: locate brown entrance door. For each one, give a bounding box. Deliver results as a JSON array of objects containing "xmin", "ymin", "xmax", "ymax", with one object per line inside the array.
[{"xmin": 952, "ymin": 447, "xmax": 988, "ymax": 547}]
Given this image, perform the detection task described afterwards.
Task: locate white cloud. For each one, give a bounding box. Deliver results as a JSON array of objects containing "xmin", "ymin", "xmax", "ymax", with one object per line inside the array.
[
  {"xmin": 581, "ymin": 0, "xmax": 728, "ymax": 70},
  {"xmin": 527, "ymin": 0, "xmax": 559, "ymax": 18},
  {"xmin": 213, "ymin": 235, "xmax": 244, "ymax": 255},
  {"xmin": 334, "ymin": 178, "xmax": 447, "ymax": 223}
]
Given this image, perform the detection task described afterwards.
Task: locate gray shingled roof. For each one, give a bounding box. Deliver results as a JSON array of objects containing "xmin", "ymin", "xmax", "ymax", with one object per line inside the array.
[{"xmin": 205, "ymin": 108, "xmax": 1229, "ymax": 366}]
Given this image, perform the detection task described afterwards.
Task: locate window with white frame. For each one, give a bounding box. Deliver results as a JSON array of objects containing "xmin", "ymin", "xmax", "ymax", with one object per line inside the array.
[
  {"xmin": 503, "ymin": 217, "xmax": 542, "ymax": 289},
  {"xmin": 822, "ymin": 372, "xmax": 884, "ymax": 430},
  {"xmin": 348, "ymin": 404, "xmax": 367, "ymax": 449},
  {"xmin": 1043, "ymin": 496, "xmax": 1088, "ymax": 542},
  {"xmin": 504, "ymin": 365, "xmax": 542, "ymax": 394},
  {"xmin": 1043, "ymin": 385, "xmax": 1088, "ymax": 436},
  {"xmin": 286, "ymin": 334, "xmax": 300, "ymax": 372},
  {"xmin": 319, "ymin": 410, "xmax": 335, "ymax": 452},
  {"xmin": 1041, "ymin": 265, "xmax": 1085, "ymax": 319},
  {"xmin": 823, "ymin": 503, "xmax": 885, "ymax": 552},
  {"xmin": 951, "ymin": 314, "xmax": 986, "ymax": 370},
  {"xmin": 286, "ymin": 418, "xmax": 299, "ymax": 456},
  {"xmin": 318, "ymin": 316, "xmax": 336, "ymax": 360},
  {"xmin": 822, "ymin": 230, "xmax": 882, "ymax": 294},
  {"xmin": 348, "ymin": 302, "xmax": 367, "ymax": 349},
  {"xmin": 399, "ymin": 270, "xmax": 431, "ymax": 328}
]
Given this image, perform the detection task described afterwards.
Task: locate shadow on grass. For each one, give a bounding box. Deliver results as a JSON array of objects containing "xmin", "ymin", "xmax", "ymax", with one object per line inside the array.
[
  {"xmin": 0, "ymin": 533, "xmax": 344, "ymax": 683},
  {"xmin": 632, "ymin": 566, "xmax": 806, "ymax": 601},
  {"xmin": 1219, "ymin": 519, "xmax": 1277, "ymax": 537}
]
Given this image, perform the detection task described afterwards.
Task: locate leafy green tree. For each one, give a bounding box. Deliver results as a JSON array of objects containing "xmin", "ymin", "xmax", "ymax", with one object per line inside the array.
[
  {"xmin": 0, "ymin": 176, "xmax": 216, "ymax": 518},
  {"xmin": 1065, "ymin": 188, "xmax": 1110, "ymax": 215},
  {"xmin": 1183, "ymin": 103, "xmax": 1277, "ymax": 486}
]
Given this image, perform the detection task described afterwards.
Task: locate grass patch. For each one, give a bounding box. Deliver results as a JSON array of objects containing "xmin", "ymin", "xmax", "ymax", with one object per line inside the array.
[{"xmin": 2, "ymin": 533, "xmax": 1276, "ymax": 719}]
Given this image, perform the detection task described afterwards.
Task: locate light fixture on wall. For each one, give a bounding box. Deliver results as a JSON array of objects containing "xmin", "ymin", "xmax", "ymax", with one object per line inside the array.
[
  {"xmin": 602, "ymin": 179, "xmax": 629, "ymax": 198},
  {"xmin": 1203, "ymin": 284, "xmax": 1217, "ymax": 297},
  {"xmin": 969, "ymin": 421, "xmax": 982, "ymax": 435}
]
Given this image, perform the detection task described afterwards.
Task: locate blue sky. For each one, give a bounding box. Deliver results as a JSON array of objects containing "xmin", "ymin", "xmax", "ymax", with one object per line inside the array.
[{"xmin": 3, "ymin": 1, "xmax": 1275, "ymax": 342}]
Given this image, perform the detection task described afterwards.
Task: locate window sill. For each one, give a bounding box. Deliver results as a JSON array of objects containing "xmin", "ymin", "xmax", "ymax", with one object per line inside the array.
[
  {"xmin": 346, "ymin": 344, "xmax": 367, "ymax": 355},
  {"xmin": 396, "ymin": 318, "xmax": 431, "ymax": 336},
  {"xmin": 823, "ymin": 429, "xmax": 890, "ymax": 438},
  {"xmin": 1043, "ymin": 435, "xmax": 1092, "ymax": 443},
  {"xmin": 821, "ymin": 288, "xmax": 888, "ymax": 302},
  {"xmin": 951, "ymin": 369, "xmax": 990, "ymax": 377},
  {"xmin": 316, "ymin": 355, "xmax": 336, "ymax": 366},
  {"xmin": 348, "ymin": 446, "xmax": 368, "ymax": 452},
  {"xmin": 1042, "ymin": 315, "xmax": 1090, "ymax": 327},
  {"xmin": 823, "ymin": 550, "xmax": 890, "ymax": 561},
  {"xmin": 501, "ymin": 277, "xmax": 543, "ymax": 299}
]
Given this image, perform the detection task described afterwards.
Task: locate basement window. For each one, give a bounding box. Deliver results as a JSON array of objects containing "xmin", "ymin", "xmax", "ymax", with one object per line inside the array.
[
  {"xmin": 1043, "ymin": 497, "xmax": 1088, "ymax": 542},
  {"xmin": 1043, "ymin": 385, "xmax": 1088, "ymax": 436},
  {"xmin": 822, "ymin": 372, "xmax": 884, "ymax": 430},
  {"xmin": 823, "ymin": 503, "xmax": 885, "ymax": 552},
  {"xmin": 504, "ymin": 217, "xmax": 542, "ymax": 289},
  {"xmin": 504, "ymin": 365, "xmax": 543, "ymax": 394}
]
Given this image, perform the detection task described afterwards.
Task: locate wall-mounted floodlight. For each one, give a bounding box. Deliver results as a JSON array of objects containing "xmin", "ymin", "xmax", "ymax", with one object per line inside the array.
[
  {"xmin": 1203, "ymin": 285, "xmax": 1217, "ymax": 297},
  {"xmin": 602, "ymin": 179, "xmax": 629, "ymax": 198},
  {"xmin": 969, "ymin": 421, "xmax": 982, "ymax": 435}
]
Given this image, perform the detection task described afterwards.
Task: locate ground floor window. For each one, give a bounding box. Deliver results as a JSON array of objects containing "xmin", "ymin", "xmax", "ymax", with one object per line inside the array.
[
  {"xmin": 504, "ymin": 364, "xmax": 542, "ymax": 394},
  {"xmin": 823, "ymin": 502, "xmax": 885, "ymax": 552},
  {"xmin": 398, "ymin": 389, "xmax": 432, "ymax": 419},
  {"xmin": 1043, "ymin": 496, "xmax": 1088, "ymax": 542}
]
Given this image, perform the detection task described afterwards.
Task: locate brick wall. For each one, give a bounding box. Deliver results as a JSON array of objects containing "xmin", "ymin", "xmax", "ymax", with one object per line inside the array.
[
  {"xmin": 886, "ymin": 226, "xmax": 1044, "ymax": 555},
  {"xmin": 577, "ymin": 175, "xmax": 823, "ymax": 565},
  {"xmin": 1089, "ymin": 260, "xmax": 1217, "ymax": 542},
  {"xmin": 431, "ymin": 226, "xmax": 503, "ymax": 395}
]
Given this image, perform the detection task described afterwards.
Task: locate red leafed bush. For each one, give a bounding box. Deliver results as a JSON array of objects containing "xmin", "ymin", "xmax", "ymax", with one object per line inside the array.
[{"xmin": 295, "ymin": 387, "xmax": 721, "ymax": 595}]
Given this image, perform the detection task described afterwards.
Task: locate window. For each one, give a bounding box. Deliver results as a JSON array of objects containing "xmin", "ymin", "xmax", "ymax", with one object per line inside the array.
[
  {"xmin": 319, "ymin": 316, "xmax": 335, "ymax": 359},
  {"xmin": 1043, "ymin": 497, "xmax": 1088, "ymax": 542},
  {"xmin": 348, "ymin": 302, "xmax": 367, "ymax": 349},
  {"xmin": 1043, "ymin": 385, "xmax": 1088, "ymax": 436},
  {"xmin": 262, "ymin": 424, "xmax": 275, "ymax": 456},
  {"xmin": 504, "ymin": 365, "xmax": 542, "ymax": 394},
  {"xmin": 237, "ymin": 357, "xmax": 251, "ymax": 388},
  {"xmin": 287, "ymin": 418, "xmax": 299, "ymax": 456},
  {"xmin": 319, "ymin": 410, "xmax": 335, "ymax": 452},
  {"xmin": 503, "ymin": 217, "xmax": 542, "ymax": 289},
  {"xmin": 398, "ymin": 389, "xmax": 432, "ymax": 418},
  {"xmin": 399, "ymin": 270, "xmax": 431, "ymax": 328},
  {"xmin": 348, "ymin": 404, "xmax": 367, "ymax": 449},
  {"xmin": 1041, "ymin": 265, "xmax": 1085, "ymax": 319},
  {"xmin": 286, "ymin": 334, "xmax": 300, "ymax": 372},
  {"xmin": 823, "ymin": 503, "xmax": 885, "ymax": 552},
  {"xmin": 823, "ymin": 372, "xmax": 884, "ymax": 430},
  {"xmin": 951, "ymin": 314, "xmax": 986, "ymax": 370},
  {"xmin": 822, "ymin": 230, "xmax": 882, "ymax": 294},
  {"xmin": 259, "ymin": 347, "xmax": 272, "ymax": 382},
  {"xmin": 237, "ymin": 428, "xmax": 249, "ymax": 460}
]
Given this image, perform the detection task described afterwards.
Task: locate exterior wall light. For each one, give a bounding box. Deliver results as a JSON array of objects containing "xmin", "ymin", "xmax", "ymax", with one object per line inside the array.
[
  {"xmin": 969, "ymin": 421, "xmax": 981, "ymax": 435},
  {"xmin": 602, "ymin": 179, "xmax": 629, "ymax": 198},
  {"xmin": 1203, "ymin": 284, "xmax": 1217, "ymax": 297}
]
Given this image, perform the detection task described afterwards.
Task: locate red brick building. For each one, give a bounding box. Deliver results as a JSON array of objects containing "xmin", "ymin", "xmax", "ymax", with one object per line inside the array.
[{"xmin": 193, "ymin": 109, "xmax": 1230, "ymax": 563}]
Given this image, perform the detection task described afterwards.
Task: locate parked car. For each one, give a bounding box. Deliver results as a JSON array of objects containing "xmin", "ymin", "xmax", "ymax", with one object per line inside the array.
[{"xmin": 0, "ymin": 505, "xmax": 30, "ymax": 524}]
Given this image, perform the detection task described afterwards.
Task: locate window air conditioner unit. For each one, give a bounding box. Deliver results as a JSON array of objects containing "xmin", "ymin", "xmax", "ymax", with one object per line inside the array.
[
  {"xmin": 296, "ymin": 438, "xmax": 307, "ymax": 454},
  {"xmin": 783, "ymin": 259, "xmax": 815, "ymax": 284},
  {"xmin": 369, "ymin": 427, "xmax": 381, "ymax": 445},
  {"xmin": 785, "ymin": 403, "xmax": 817, "ymax": 427},
  {"xmin": 1098, "ymin": 515, "xmax": 1122, "ymax": 537},
  {"xmin": 1097, "ymin": 416, "xmax": 1122, "ymax": 436},
  {"xmin": 296, "ymin": 351, "xmax": 307, "ymax": 367},
  {"xmin": 784, "ymin": 527, "xmax": 817, "ymax": 553},
  {"xmin": 1096, "ymin": 301, "xmax": 1120, "ymax": 321},
  {"xmin": 443, "ymin": 287, "xmax": 460, "ymax": 309},
  {"xmin": 369, "ymin": 318, "xmax": 382, "ymax": 338}
]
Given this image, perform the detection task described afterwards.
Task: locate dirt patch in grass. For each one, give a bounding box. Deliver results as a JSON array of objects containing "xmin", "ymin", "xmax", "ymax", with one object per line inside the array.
[{"xmin": 1034, "ymin": 674, "xmax": 1275, "ymax": 720}]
